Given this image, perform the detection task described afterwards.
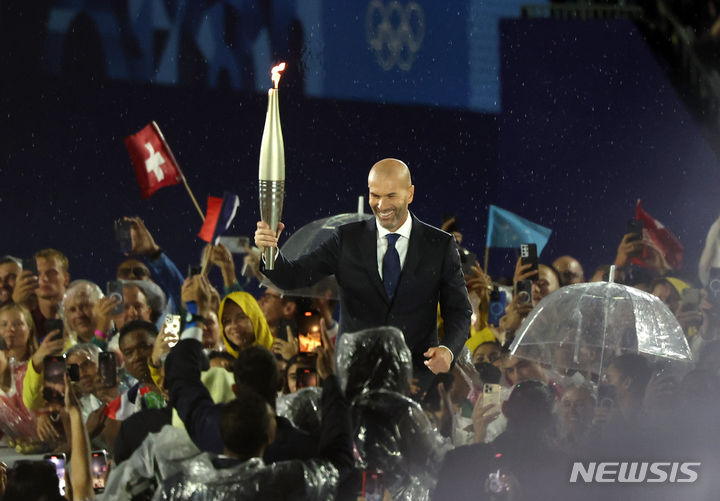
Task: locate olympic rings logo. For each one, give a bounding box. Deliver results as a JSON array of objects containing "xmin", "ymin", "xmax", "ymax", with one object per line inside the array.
[{"xmin": 365, "ymin": 0, "xmax": 425, "ymax": 71}]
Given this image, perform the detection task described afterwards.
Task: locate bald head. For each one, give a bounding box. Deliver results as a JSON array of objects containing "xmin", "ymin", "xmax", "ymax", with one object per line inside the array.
[
  {"xmin": 368, "ymin": 158, "xmax": 412, "ymax": 187},
  {"xmin": 368, "ymin": 158, "xmax": 415, "ymax": 231},
  {"xmin": 552, "ymin": 256, "xmax": 584, "ymax": 286}
]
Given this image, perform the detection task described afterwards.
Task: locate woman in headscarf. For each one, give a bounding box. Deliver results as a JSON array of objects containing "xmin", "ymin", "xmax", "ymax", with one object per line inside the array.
[{"xmin": 218, "ymin": 291, "xmax": 273, "ymax": 358}]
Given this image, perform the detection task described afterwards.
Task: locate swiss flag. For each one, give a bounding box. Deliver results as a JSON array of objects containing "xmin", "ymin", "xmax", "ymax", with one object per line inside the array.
[
  {"xmin": 124, "ymin": 122, "xmax": 182, "ymax": 199},
  {"xmin": 632, "ymin": 200, "xmax": 684, "ymax": 270}
]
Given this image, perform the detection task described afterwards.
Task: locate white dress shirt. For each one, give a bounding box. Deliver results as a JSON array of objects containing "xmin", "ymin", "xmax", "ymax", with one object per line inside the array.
[
  {"xmin": 375, "ymin": 214, "xmax": 453, "ymax": 362},
  {"xmin": 376, "ymin": 214, "xmax": 413, "ymax": 279}
]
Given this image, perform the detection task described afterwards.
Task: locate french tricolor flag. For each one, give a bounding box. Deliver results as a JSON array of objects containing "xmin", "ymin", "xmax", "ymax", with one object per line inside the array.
[
  {"xmin": 198, "ymin": 191, "xmax": 241, "ymax": 244},
  {"xmin": 104, "ymin": 385, "xmax": 153, "ymax": 421}
]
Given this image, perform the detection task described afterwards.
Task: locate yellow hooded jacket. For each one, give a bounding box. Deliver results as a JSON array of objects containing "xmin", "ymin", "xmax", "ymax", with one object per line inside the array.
[{"xmin": 218, "ymin": 291, "xmax": 274, "ymax": 357}]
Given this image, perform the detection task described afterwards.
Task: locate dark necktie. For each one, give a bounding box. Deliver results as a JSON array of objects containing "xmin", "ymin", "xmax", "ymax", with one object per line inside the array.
[{"xmin": 383, "ymin": 233, "xmax": 401, "ymax": 300}]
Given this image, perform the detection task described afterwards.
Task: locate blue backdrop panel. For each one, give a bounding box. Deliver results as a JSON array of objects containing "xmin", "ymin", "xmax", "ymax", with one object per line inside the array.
[{"xmin": 312, "ymin": 1, "xmax": 470, "ymax": 109}]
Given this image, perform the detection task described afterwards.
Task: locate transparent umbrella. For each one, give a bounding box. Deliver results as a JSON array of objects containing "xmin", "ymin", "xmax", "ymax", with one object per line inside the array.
[
  {"xmin": 261, "ymin": 204, "xmax": 373, "ymax": 298},
  {"xmin": 509, "ymin": 272, "xmax": 692, "ymax": 380}
]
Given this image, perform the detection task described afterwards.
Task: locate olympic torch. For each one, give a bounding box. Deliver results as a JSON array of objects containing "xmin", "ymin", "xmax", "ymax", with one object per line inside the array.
[{"xmin": 258, "ymin": 62, "xmax": 286, "ymax": 269}]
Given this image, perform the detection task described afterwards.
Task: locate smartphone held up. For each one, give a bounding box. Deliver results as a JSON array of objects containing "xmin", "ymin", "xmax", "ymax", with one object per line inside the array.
[
  {"xmin": 515, "ymin": 280, "xmax": 533, "ymax": 306},
  {"xmin": 44, "ymin": 453, "xmax": 68, "ymax": 496},
  {"xmin": 44, "ymin": 318, "xmax": 64, "ymax": 340},
  {"xmin": 106, "ymin": 281, "xmax": 125, "ymax": 315},
  {"xmin": 42, "ymin": 355, "xmax": 67, "ymax": 404},
  {"xmin": 297, "ymin": 309, "xmax": 322, "ymax": 355},
  {"xmin": 520, "ymin": 243, "xmax": 538, "ymax": 280},
  {"xmin": 114, "ymin": 219, "xmax": 133, "ymax": 254},
  {"xmin": 98, "ymin": 352, "xmax": 117, "ymax": 388},
  {"xmin": 488, "ymin": 288, "xmax": 507, "ymax": 326},
  {"xmin": 21, "ymin": 257, "xmax": 37, "ymax": 276},
  {"xmin": 91, "ymin": 449, "xmax": 110, "ymax": 493}
]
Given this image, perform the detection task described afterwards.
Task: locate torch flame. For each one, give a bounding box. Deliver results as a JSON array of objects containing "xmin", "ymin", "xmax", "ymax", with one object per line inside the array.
[{"xmin": 271, "ymin": 62, "xmax": 286, "ymax": 89}]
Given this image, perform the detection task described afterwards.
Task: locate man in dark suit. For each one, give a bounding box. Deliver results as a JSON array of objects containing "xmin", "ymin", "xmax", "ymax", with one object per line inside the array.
[{"xmin": 255, "ymin": 158, "xmax": 471, "ymax": 387}]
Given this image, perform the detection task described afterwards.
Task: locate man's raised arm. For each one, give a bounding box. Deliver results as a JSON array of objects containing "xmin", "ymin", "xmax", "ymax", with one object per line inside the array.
[{"xmin": 254, "ymin": 221, "xmax": 340, "ymax": 290}]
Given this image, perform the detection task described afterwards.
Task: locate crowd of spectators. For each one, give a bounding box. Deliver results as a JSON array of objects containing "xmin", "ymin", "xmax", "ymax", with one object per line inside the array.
[{"xmin": 0, "ymin": 211, "xmax": 719, "ymax": 500}]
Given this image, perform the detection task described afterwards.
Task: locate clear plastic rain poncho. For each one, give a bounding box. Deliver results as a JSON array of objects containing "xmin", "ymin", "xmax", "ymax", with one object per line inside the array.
[
  {"xmin": 353, "ymin": 389, "xmax": 451, "ymax": 501},
  {"xmin": 453, "ymin": 345, "xmax": 483, "ymax": 393},
  {"xmin": 0, "ymin": 359, "xmax": 39, "ymax": 449},
  {"xmin": 510, "ymin": 281, "xmax": 693, "ymax": 379},
  {"xmin": 276, "ymin": 387, "xmax": 323, "ymax": 437},
  {"xmin": 445, "ymin": 346, "xmax": 485, "ymax": 446},
  {"xmin": 335, "ymin": 326, "xmax": 413, "ymax": 401},
  {"xmin": 101, "ymin": 424, "xmax": 339, "ymax": 501},
  {"xmin": 336, "ymin": 326, "xmax": 450, "ymax": 500},
  {"xmin": 158, "ymin": 456, "xmax": 339, "ymax": 500}
]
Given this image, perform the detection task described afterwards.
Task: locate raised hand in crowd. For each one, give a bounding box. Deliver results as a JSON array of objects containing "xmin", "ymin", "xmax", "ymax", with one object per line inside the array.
[
  {"xmin": 35, "ymin": 412, "xmax": 61, "ymax": 445},
  {"xmin": 471, "ymin": 395, "xmax": 501, "ymax": 444},
  {"xmin": 499, "ymin": 295, "xmax": 533, "ymax": 335},
  {"xmin": 93, "ymin": 296, "xmax": 120, "ymax": 334},
  {"xmin": 315, "ymin": 318, "xmax": 335, "ymax": 380},
  {"xmin": 181, "ymin": 274, "xmax": 212, "ymax": 317},
  {"xmin": 84, "ymin": 404, "xmax": 110, "ymax": 441},
  {"xmin": 92, "ymin": 379, "xmax": 119, "ymax": 406},
  {"xmin": 11, "ymin": 268, "xmax": 38, "ymax": 307},
  {"xmin": 30, "ymin": 329, "xmax": 65, "ymax": 371},
  {"xmin": 466, "ymin": 262, "xmax": 492, "ymax": 301},
  {"xmin": 65, "ymin": 375, "xmax": 95, "ymax": 500},
  {"xmin": 641, "ymin": 235, "xmax": 672, "ymax": 275},
  {"xmin": 242, "ymin": 247, "xmax": 264, "ymax": 281},
  {"xmin": 466, "ymin": 262, "xmax": 492, "ymax": 329},
  {"xmin": 513, "ymin": 256, "xmax": 538, "ymax": 283},
  {"xmin": 125, "ymin": 216, "xmax": 162, "ymax": 257},
  {"xmin": 272, "ymin": 325, "xmax": 299, "ymax": 361},
  {"xmin": 203, "ymin": 243, "xmax": 238, "ymax": 288},
  {"xmin": 614, "ymin": 233, "xmax": 644, "ymax": 269},
  {"xmin": 83, "ymin": 375, "xmax": 120, "ymax": 444},
  {"xmin": 151, "ymin": 321, "xmax": 179, "ymax": 368}
]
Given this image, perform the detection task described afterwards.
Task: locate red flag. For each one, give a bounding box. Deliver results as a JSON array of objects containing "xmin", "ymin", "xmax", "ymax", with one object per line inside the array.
[
  {"xmin": 124, "ymin": 122, "xmax": 182, "ymax": 199},
  {"xmin": 198, "ymin": 196, "xmax": 224, "ymax": 242},
  {"xmin": 197, "ymin": 192, "xmax": 241, "ymax": 244},
  {"xmin": 632, "ymin": 200, "xmax": 684, "ymax": 270}
]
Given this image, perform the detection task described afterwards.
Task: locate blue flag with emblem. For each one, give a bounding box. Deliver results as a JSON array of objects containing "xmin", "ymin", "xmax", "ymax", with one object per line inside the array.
[{"xmin": 485, "ymin": 205, "xmax": 552, "ymax": 255}]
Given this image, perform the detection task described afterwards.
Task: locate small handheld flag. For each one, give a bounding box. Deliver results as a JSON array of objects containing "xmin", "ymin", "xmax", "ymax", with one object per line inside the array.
[
  {"xmin": 198, "ymin": 192, "xmax": 241, "ymax": 244},
  {"xmin": 486, "ymin": 205, "xmax": 552, "ymax": 255},
  {"xmin": 124, "ymin": 123, "xmax": 182, "ymax": 199},
  {"xmin": 124, "ymin": 121, "xmax": 205, "ymax": 220},
  {"xmin": 632, "ymin": 200, "xmax": 683, "ymax": 270}
]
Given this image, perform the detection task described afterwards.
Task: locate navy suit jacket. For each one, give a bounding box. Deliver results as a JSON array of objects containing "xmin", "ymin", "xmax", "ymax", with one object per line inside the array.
[{"xmin": 263, "ymin": 214, "xmax": 471, "ymax": 376}]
